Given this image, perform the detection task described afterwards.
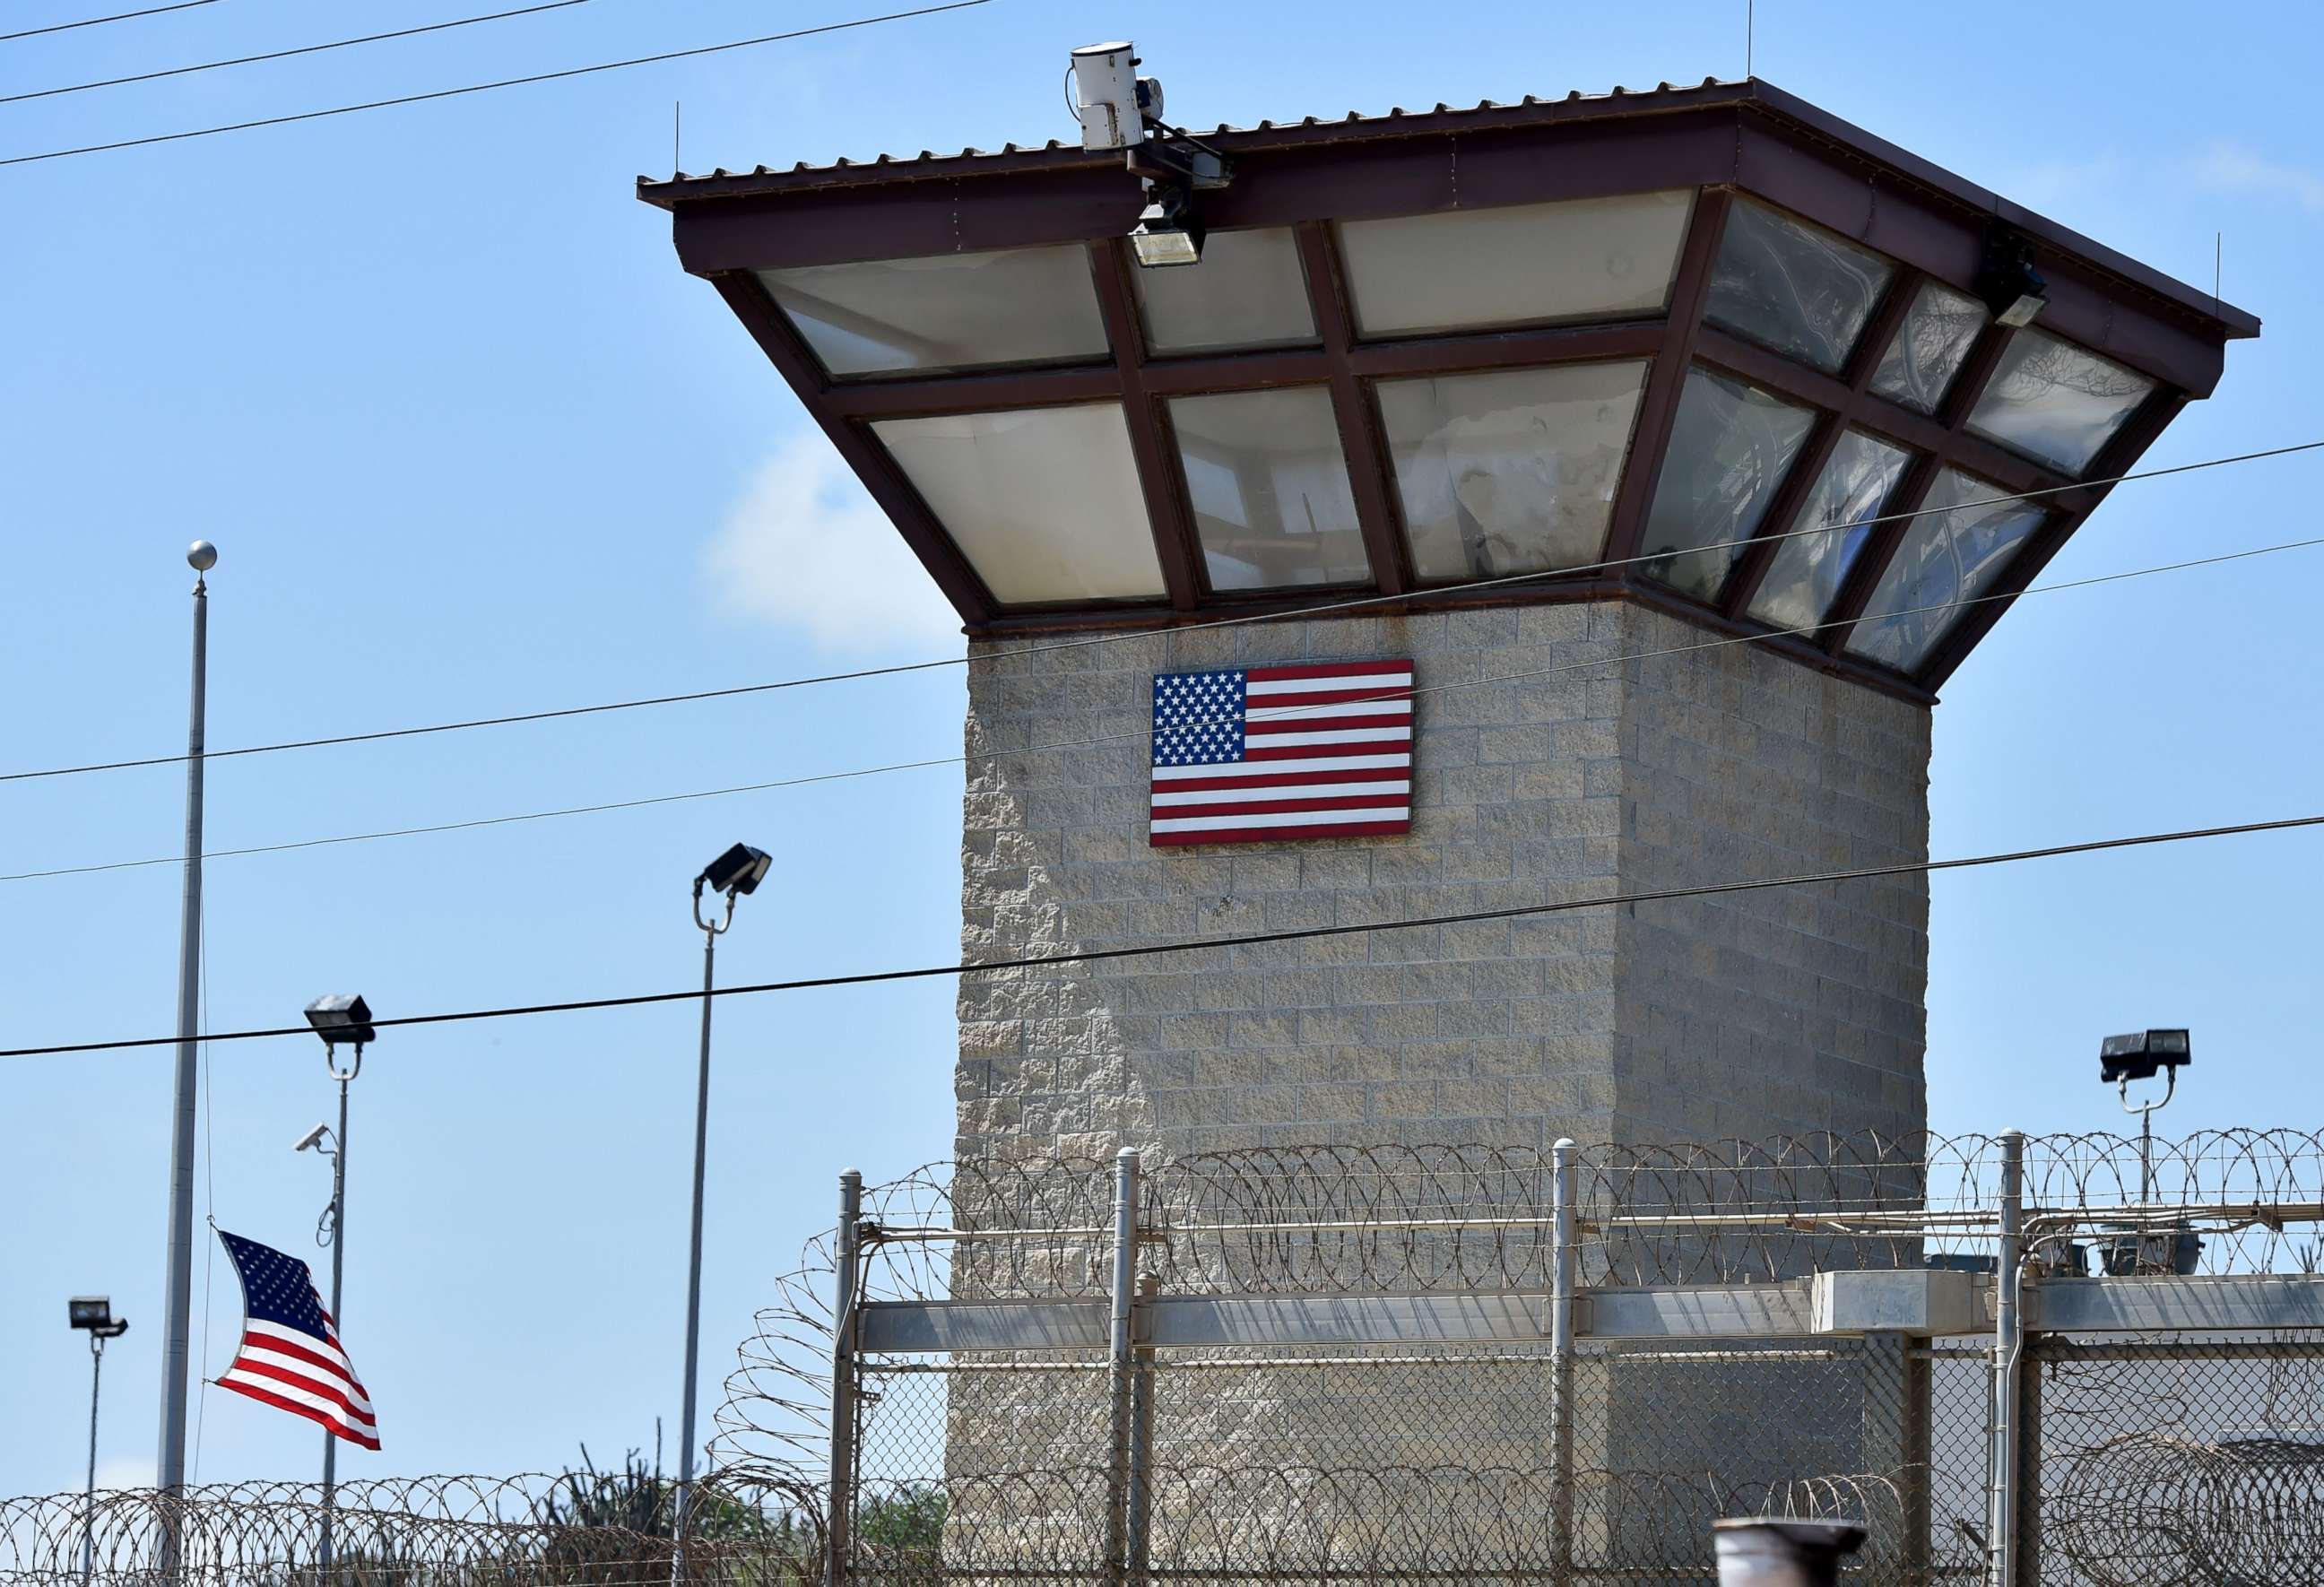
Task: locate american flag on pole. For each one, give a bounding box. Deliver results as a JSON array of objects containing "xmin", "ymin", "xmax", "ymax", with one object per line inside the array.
[
  {"xmin": 1149, "ymin": 661, "xmax": 1415, "ymax": 846},
  {"xmin": 214, "ymin": 1228, "xmax": 380, "ymax": 1449}
]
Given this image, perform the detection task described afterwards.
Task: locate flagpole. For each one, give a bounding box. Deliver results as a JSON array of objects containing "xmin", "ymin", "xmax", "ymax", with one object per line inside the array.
[{"xmin": 156, "ymin": 542, "xmax": 216, "ymax": 1568}]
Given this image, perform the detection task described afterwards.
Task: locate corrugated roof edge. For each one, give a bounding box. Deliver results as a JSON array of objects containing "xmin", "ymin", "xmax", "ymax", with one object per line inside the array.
[{"xmin": 635, "ymin": 76, "xmax": 2258, "ymax": 338}]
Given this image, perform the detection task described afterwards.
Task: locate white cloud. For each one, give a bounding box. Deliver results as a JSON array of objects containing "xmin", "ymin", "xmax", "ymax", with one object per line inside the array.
[
  {"xmin": 2183, "ymin": 140, "xmax": 2324, "ymax": 214},
  {"xmin": 705, "ymin": 432, "xmax": 965, "ymax": 654},
  {"xmin": 93, "ymin": 1455, "xmax": 155, "ymax": 1491}
]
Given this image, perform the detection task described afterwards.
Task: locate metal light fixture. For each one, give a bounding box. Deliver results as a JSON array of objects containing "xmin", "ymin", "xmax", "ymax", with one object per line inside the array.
[
  {"xmin": 300, "ymin": 993, "xmax": 372, "ymax": 1560},
  {"xmin": 304, "ymin": 993, "xmax": 377, "ymax": 1050},
  {"xmin": 675, "ymin": 839, "xmax": 770, "ymax": 1555},
  {"xmin": 697, "ymin": 843, "xmax": 772, "ymax": 900},
  {"xmin": 71, "ymin": 1296, "xmax": 128, "ymax": 1582},
  {"xmin": 2098, "ymin": 1028, "xmax": 2199, "ymax": 1276},
  {"xmin": 1977, "ymin": 230, "xmax": 2048, "ymax": 329},
  {"xmin": 1132, "ymin": 181, "xmax": 1205, "ymax": 268},
  {"xmin": 70, "ymin": 1297, "xmax": 127, "ymax": 1338},
  {"xmin": 2099, "ymin": 1028, "xmax": 2192, "ymax": 1086}
]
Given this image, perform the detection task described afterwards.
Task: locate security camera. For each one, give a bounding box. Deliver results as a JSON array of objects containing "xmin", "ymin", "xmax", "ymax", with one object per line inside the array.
[
  {"xmin": 1070, "ymin": 42, "xmax": 1162, "ymax": 151},
  {"xmin": 293, "ymin": 1123, "xmax": 330, "ymax": 1153}
]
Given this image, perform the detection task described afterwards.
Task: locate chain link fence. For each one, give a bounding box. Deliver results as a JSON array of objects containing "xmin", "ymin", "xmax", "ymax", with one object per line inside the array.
[{"xmin": 11, "ymin": 1130, "xmax": 2323, "ymax": 1587}]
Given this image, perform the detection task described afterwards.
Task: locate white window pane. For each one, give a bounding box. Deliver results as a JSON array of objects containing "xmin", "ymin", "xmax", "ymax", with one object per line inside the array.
[
  {"xmin": 1170, "ymin": 388, "xmax": 1368, "ymax": 591},
  {"xmin": 1869, "ymin": 280, "xmax": 1986, "ymax": 414},
  {"xmin": 1134, "ymin": 228, "xmax": 1317, "ymax": 355},
  {"xmin": 1747, "ymin": 429, "xmax": 1914, "ymax": 634},
  {"xmin": 1966, "ymin": 328, "xmax": 2155, "ymax": 474},
  {"xmin": 1340, "ymin": 192, "xmax": 1694, "ymax": 338},
  {"xmin": 1638, "ymin": 367, "xmax": 1816, "ymax": 600},
  {"xmin": 759, "ymin": 245, "xmax": 1109, "ymax": 378},
  {"xmin": 1704, "ymin": 198, "xmax": 1894, "ymax": 373},
  {"xmin": 873, "ymin": 404, "xmax": 1163, "ymax": 603},
  {"xmin": 1377, "ymin": 361, "xmax": 1648, "ymax": 582},
  {"xmin": 1846, "ymin": 467, "xmax": 2044, "ymax": 672}
]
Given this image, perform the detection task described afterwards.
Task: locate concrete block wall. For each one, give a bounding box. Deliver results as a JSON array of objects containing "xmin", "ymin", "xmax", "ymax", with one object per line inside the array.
[{"xmin": 954, "ymin": 599, "xmax": 1931, "ymax": 1167}]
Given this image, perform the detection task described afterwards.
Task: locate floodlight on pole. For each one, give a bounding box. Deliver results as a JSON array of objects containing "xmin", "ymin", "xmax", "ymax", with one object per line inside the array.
[
  {"xmin": 673, "ymin": 843, "xmax": 768, "ymax": 1570},
  {"xmin": 2098, "ymin": 1028, "xmax": 2198, "ymax": 1275},
  {"xmin": 300, "ymin": 994, "xmax": 373, "ymax": 1568},
  {"xmin": 72, "ymin": 1296, "xmax": 129, "ymax": 1584}
]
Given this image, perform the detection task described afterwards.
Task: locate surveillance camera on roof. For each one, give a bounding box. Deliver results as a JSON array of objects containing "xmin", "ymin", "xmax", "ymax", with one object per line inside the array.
[{"xmin": 1069, "ymin": 42, "xmax": 1162, "ymax": 151}]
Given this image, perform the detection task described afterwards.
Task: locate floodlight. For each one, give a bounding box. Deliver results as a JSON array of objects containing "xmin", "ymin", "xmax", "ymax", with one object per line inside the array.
[
  {"xmin": 1132, "ymin": 182, "xmax": 1204, "ymax": 268},
  {"xmin": 698, "ymin": 843, "xmax": 773, "ymax": 898},
  {"xmin": 293, "ymin": 1123, "xmax": 331, "ymax": 1154},
  {"xmin": 69, "ymin": 1296, "xmax": 114, "ymax": 1331},
  {"xmin": 1977, "ymin": 230, "xmax": 2048, "ymax": 329},
  {"xmin": 304, "ymin": 993, "xmax": 377, "ymax": 1049},
  {"xmin": 2099, "ymin": 1028, "xmax": 2191, "ymax": 1085}
]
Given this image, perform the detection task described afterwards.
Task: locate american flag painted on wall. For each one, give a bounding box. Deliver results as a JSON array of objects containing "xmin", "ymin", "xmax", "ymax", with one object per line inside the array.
[
  {"xmin": 214, "ymin": 1228, "xmax": 381, "ymax": 1449},
  {"xmin": 1149, "ymin": 661, "xmax": 1415, "ymax": 846}
]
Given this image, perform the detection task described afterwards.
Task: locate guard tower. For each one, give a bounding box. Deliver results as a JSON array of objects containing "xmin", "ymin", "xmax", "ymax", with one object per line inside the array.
[{"xmin": 640, "ymin": 74, "xmax": 2255, "ymax": 1166}]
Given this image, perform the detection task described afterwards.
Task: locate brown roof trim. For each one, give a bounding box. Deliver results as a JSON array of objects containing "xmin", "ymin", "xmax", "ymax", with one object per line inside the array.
[{"xmin": 637, "ymin": 76, "xmax": 2257, "ymax": 341}]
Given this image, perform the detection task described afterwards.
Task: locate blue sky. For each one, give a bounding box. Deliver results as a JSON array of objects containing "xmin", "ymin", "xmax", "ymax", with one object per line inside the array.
[{"xmin": 3, "ymin": 0, "xmax": 2320, "ymax": 1502}]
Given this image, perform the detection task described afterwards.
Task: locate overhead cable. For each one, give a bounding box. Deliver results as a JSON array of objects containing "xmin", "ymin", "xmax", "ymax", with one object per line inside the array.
[
  {"xmin": 0, "ymin": 0, "xmax": 595, "ymax": 106},
  {"xmin": 4, "ymin": 811, "xmax": 2317, "ymax": 1057},
  {"xmin": 8, "ymin": 526, "xmax": 2321, "ymax": 885},
  {"xmin": 0, "ymin": 0, "xmax": 993, "ymax": 167},
  {"xmin": 5, "ymin": 438, "xmax": 2317, "ymax": 786},
  {"xmin": 1, "ymin": 0, "xmax": 218, "ymax": 44}
]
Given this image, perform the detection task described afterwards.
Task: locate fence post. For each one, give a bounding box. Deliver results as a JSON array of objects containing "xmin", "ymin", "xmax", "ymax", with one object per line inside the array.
[
  {"xmin": 1128, "ymin": 1271, "xmax": 1158, "ymax": 1587},
  {"xmin": 1106, "ymin": 1149, "xmax": 1140, "ymax": 1587},
  {"xmin": 1860, "ymin": 1333, "xmax": 1930, "ymax": 1584},
  {"xmin": 1986, "ymin": 1132, "xmax": 2025, "ymax": 1587},
  {"xmin": 2016, "ymin": 1333, "xmax": 2043, "ymax": 1586},
  {"xmin": 827, "ymin": 1168, "xmax": 863, "ymax": 1587},
  {"xmin": 1550, "ymin": 1137, "xmax": 1577, "ymax": 1587}
]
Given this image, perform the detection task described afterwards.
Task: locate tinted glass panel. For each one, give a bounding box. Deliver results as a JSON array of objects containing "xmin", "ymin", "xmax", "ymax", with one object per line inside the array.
[
  {"xmin": 1704, "ymin": 199, "xmax": 1894, "ymax": 372},
  {"xmin": 1966, "ymin": 329, "xmax": 2155, "ymax": 473},
  {"xmin": 1747, "ymin": 430, "xmax": 1914, "ymax": 633},
  {"xmin": 1638, "ymin": 368, "xmax": 1816, "ymax": 600},
  {"xmin": 1869, "ymin": 280, "xmax": 1986, "ymax": 414},
  {"xmin": 1846, "ymin": 467, "xmax": 2045, "ymax": 672},
  {"xmin": 759, "ymin": 245, "xmax": 1109, "ymax": 378},
  {"xmin": 1340, "ymin": 192, "xmax": 1693, "ymax": 338},
  {"xmin": 873, "ymin": 404, "xmax": 1162, "ymax": 603},
  {"xmin": 1170, "ymin": 388, "xmax": 1367, "ymax": 590},
  {"xmin": 1135, "ymin": 228, "xmax": 1318, "ymax": 354},
  {"xmin": 1377, "ymin": 362, "xmax": 1648, "ymax": 582}
]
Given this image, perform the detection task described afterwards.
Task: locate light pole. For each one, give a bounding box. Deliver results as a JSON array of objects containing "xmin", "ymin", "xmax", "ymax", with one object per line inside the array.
[
  {"xmin": 2098, "ymin": 1028, "xmax": 2195, "ymax": 1275},
  {"xmin": 158, "ymin": 541, "xmax": 217, "ymax": 1534},
  {"xmin": 299, "ymin": 993, "xmax": 375, "ymax": 1570},
  {"xmin": 673, "ymin": 843, "xmax": 771, "ymax": 1560},
  {"xmin": 70, "ymin": 1297, "xmax": 130, "ymax": 1585}
]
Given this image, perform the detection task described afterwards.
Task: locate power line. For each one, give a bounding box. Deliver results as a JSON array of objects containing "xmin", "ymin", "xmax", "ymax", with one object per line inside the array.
[
  {"xmin": 0, "ymin": 0, "xmax": 594, "ymax": 107},
  {"xmin": 0, "ymin": 0, "xmax": 993, "ymax": 168},
  {"xmin": 4, "ymin": 811, "xmax": 2316, "ymax": 1058},
  {"xmin": 6, "ymin": 438, "xmax": 2317, "ymax": 786},
  {"xmin": 9, "ymin": 526, "xmax": 2320, "ymax": 886},
  {"xmin": 0, "ymin": 0, "xmax": 218, "ymax": 44}
]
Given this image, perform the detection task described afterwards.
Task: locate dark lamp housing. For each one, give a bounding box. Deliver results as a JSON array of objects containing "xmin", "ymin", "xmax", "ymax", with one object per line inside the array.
[
  {"xmin": 2099, "ymin": 1028, "xmax": 2191, "ymax": 1084},
  {"xmin": 1978, "ymin": 230, "xmax": 2048, "ymax": 329},
  {"xmin": 305, "ymin": 993, "xmax": 377, "ymax": 1048},
  {"xmin": 1132, "ymin": 184, "xmax": 1204, "ymax": 268},
  {"xmin": 700, "ymin": 843, "xmax": 773, "ymax": 898},
  {"xmin": 69, "ymin": 1296, "xmax": 114, "ymax": 1331}
]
